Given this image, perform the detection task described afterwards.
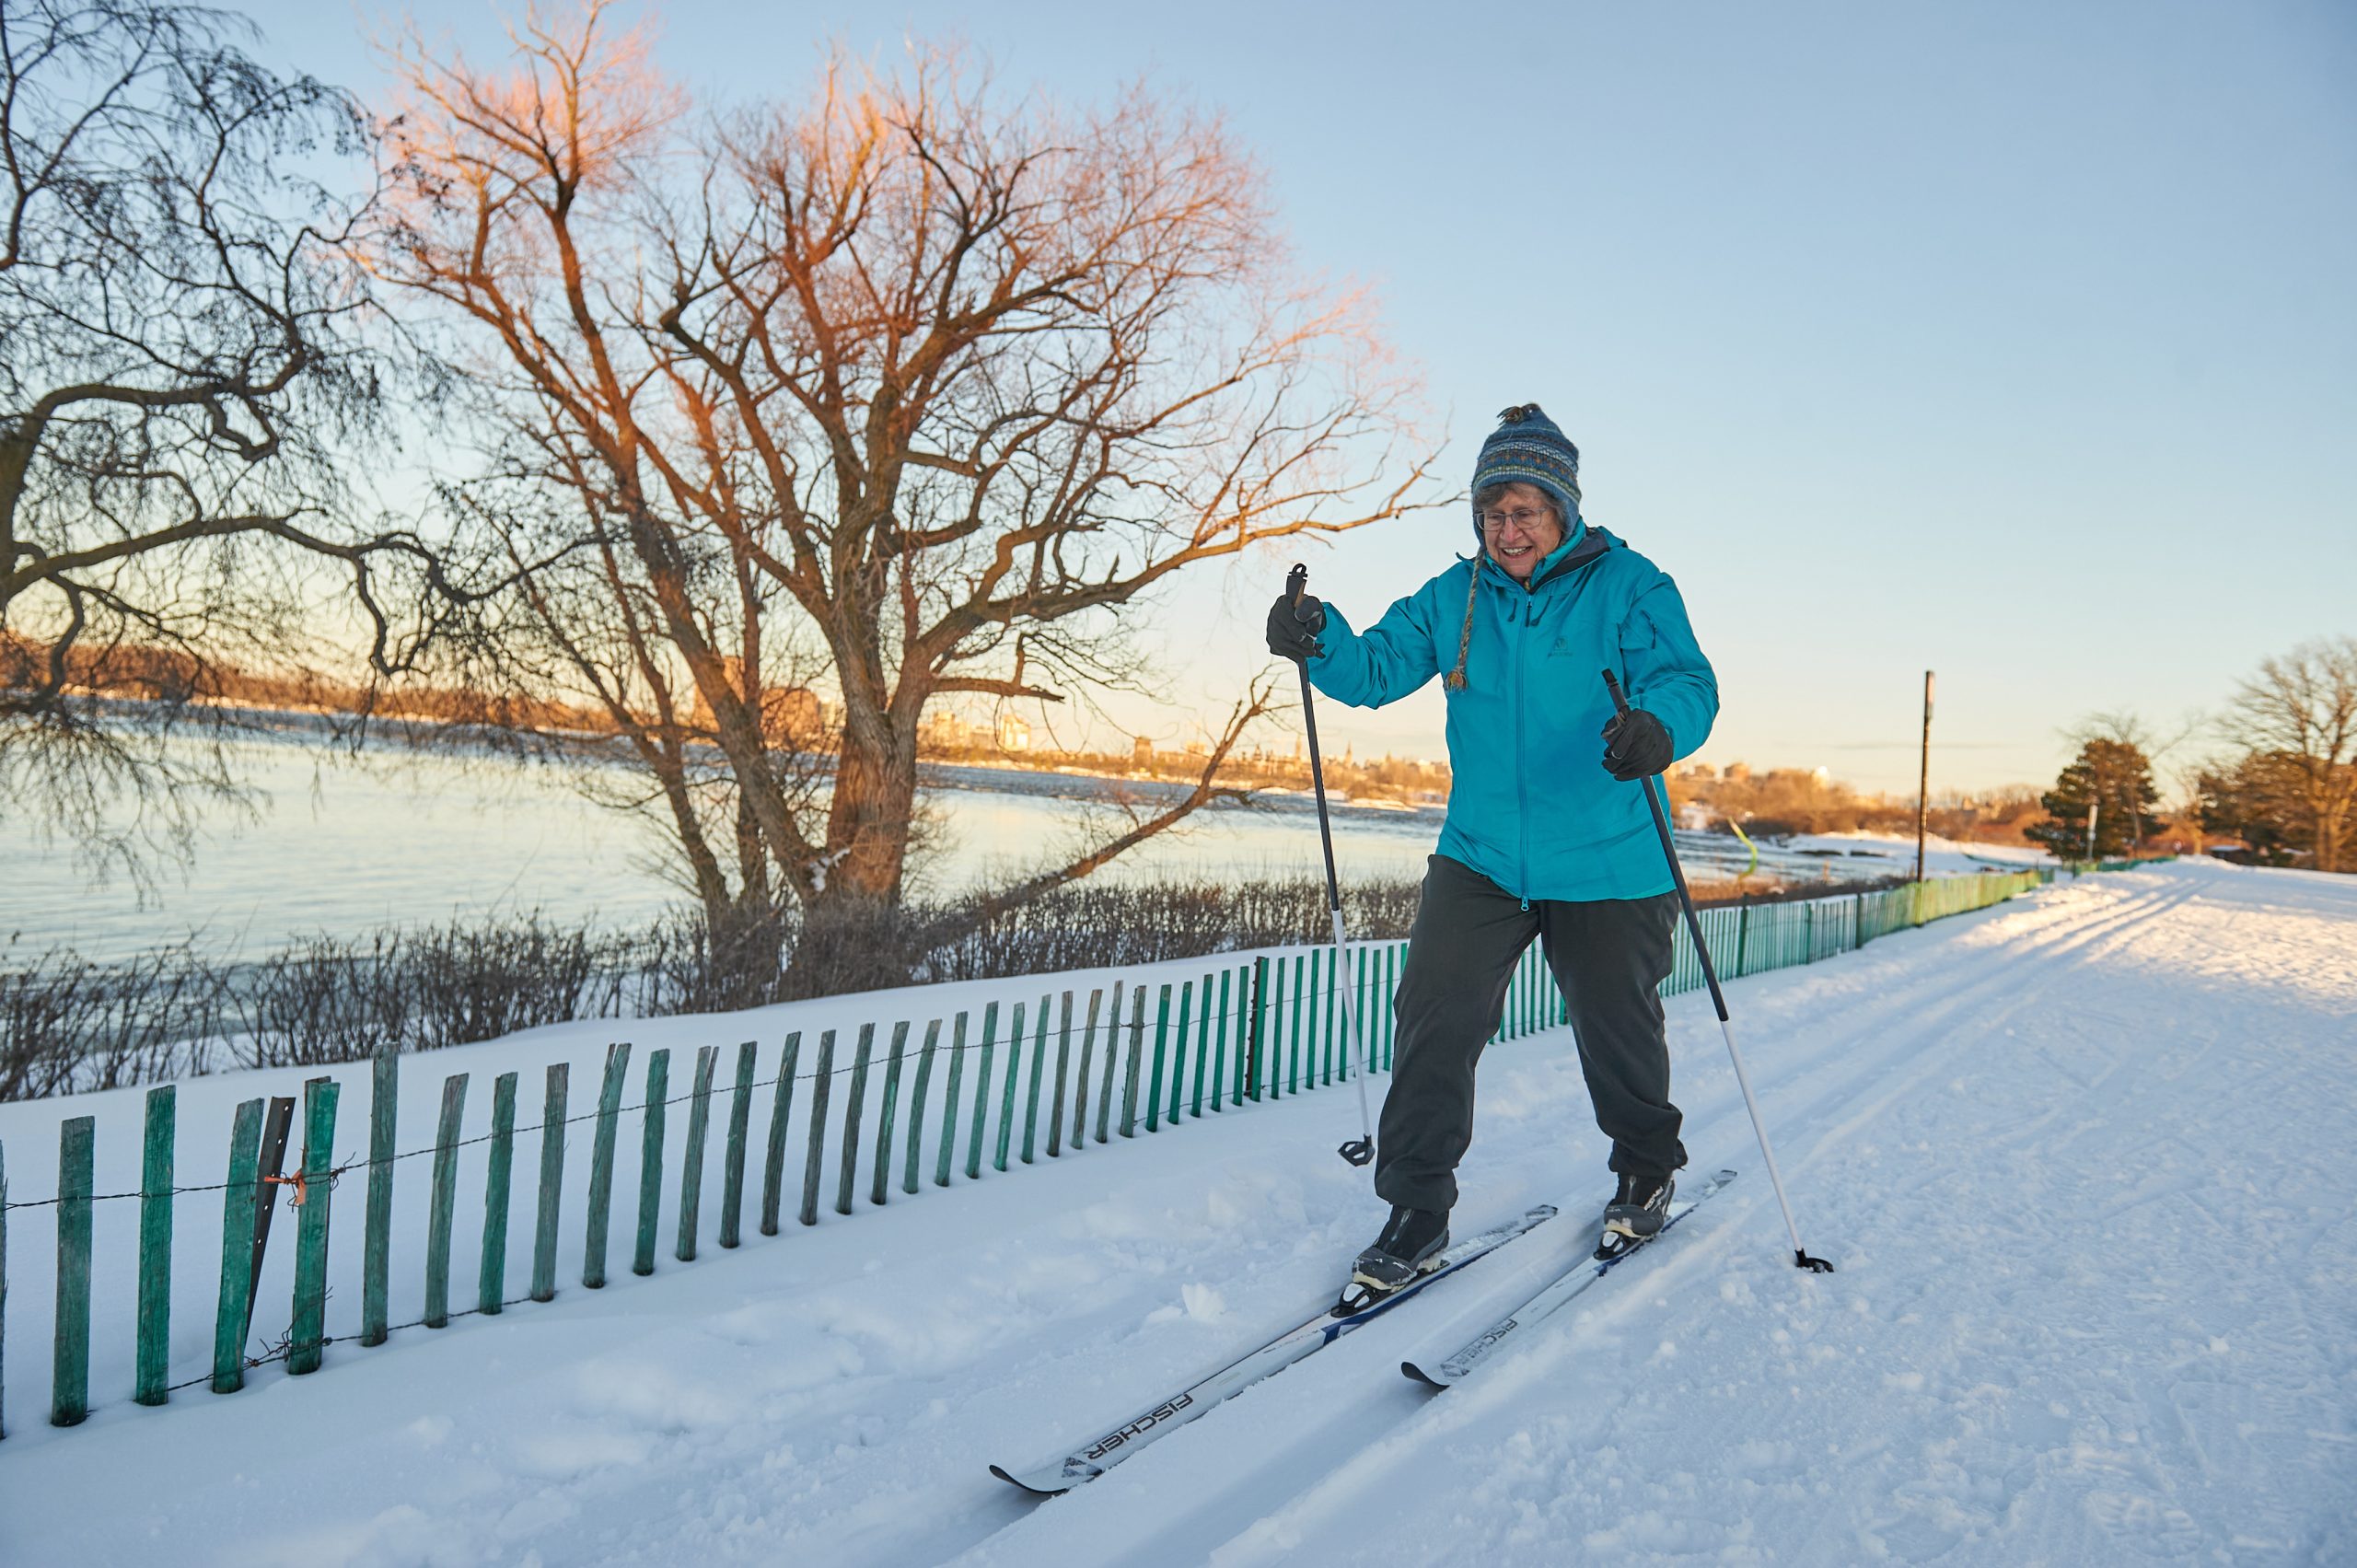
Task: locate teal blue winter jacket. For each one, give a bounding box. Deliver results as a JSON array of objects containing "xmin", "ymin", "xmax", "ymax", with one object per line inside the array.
[{"xmin": 1306, "ymin": 522, "xmax": 1717, "ymax": 903}]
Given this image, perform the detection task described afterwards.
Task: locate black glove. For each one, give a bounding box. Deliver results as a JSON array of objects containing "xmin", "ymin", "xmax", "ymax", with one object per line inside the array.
[
  {"xmin": 1600, "ymin": 706, "xmax": 1673, "ymax": 781},
  {"xmin": 1266, "ymin": 592, "xmax": 1327, "ymax": 660}
]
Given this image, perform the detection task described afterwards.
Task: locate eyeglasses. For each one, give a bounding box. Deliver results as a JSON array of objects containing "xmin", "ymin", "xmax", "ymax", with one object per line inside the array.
[{"xmin": 1479, "ymin": 507, "xmax": 1553, "ymax": 533}]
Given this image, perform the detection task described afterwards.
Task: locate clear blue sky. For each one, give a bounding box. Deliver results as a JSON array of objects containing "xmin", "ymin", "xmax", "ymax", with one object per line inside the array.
[{"xmin": 247, "ymin": 0, "xmax": 2356, "ymax": 795}]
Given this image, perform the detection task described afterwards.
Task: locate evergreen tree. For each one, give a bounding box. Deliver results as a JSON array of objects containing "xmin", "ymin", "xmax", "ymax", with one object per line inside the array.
[{"xmin": 2026, "ymin": 739, "xmax": 2160, "ymax": 860}]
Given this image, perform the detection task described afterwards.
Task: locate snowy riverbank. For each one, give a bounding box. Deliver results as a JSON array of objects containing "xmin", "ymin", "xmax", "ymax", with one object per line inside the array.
[{"xmin": 2, "ymin": 857, "xmax": 2349, "ymax": 1564}]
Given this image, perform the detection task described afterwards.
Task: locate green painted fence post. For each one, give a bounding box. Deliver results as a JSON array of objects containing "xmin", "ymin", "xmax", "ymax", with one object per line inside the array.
[
  {"xmin": 1191, "ymin": 973, "xmax": 1213, "ymax": 1118},
  {"xmin": 1210, "ymin": 969, "xmax": 1232, "ymax": 1112},
  {"xmin": 135, "ymin": 1086, "xmax": 174, "ymax": 1406},
  {"xmin": 905, "ymin": 1019, "xmax": 942, "ymax": 1194},
  {"xmin": 1263, "ymin": 958, "xmax": 1283, "ymax": 1100},
  {"xmin": 1094, "ymin": 984, "xmax": 1122, "ymax": 1143},
  {"xmin": 1289, "ymin": 956, "xmax": 1308, "ymax": 1094},
  {"xmin": 800, "ymin": 1030, "xmax": 835, "ymax": 1225},
  {"xmin": 1169, "ymin": 981, "xmax": 1193, "ymax": 1124},
  {"xmin": 476, "ymin": 1073, "xmax": 516, "ymax": 1318},
  {"xmin": 633, "ymin": 1049, "xmax": 669, "ymax": 1274},
  {"xmin": 1072, "ymin": 990, "xmax": 1102, "ymax": 1148},
  {"xmin": 1047, "ymin": 995, "xmax": 1073, "ymax": 1158},
  {"xmin": 583, "ymin": 1042, "xmax": 632, "ymax": 1288},
  {"xmin": 677, "ymin": 1044, "xmax": 717, "ymax": 1261},
  {"xmin": 838, "ymin": 1025, "xmax": 875, "ymax": 1216},
  {"xmin": 1146, "ymin": 984, "xmax": 1173, "ymax": 1132},
  {"xmin": 935, "ymin": 1016, "xmax": 965, "ymax": 1188},
  {"xmin": 424, "ymin": 1073, "xmax": 470, "ymax": 1328},
  {"xmin": 993, "ymin": 1005, "xmax": 1023, "ymax": 1173},
  {"xmin": 1120, "ymin": 986, "xmax": 1147, "ymax": 1137},
  {"xmin": 291, "ymin": 1077, "xmax": 340, "ymax": 1370},
  {"xmin": 532, "ymin": 1063, "xmax": 567, "ymax": 1302},
  {"xmin": 51, "ymin": 1117, "xmax": 94, "ymax": 1426},
  {"xmin": 211, "ymin": 1098, "xmax": 264, "ymax": 1393},
  {"xmin": 966, "ymin": 1005, "xmax": 998, "ymax": 1179},
  {"xmin": 362, "ymin": 1043, "xmax": 397, "ymax": 1346},
  {"xmin": 761, "ymin": 1032, "xmax": 800, "ymax": 1236},
  {"xmin": 1246, "ymin": 959, "xmax": 1266, "ymax": 1102},
  {"xmin": 871, "ymin": 1022, "xmax": 907, "ymax": 1205},
  {"xmin": 1020, "ymin": 1001, "xmax": 1049, "ymax": 1164},
  {"xmin": 721, "ymin": 1040, "xmax": 756, "ymax": 1248}
]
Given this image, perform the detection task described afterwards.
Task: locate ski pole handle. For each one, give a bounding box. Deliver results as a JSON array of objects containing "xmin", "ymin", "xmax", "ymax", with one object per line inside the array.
[
  {"xmin": 1286, "ymin": 561, "xmax": 1308, "ymax": 608},
  {"xmin": 1603, "ymin": 667, "xmax": 1633, "ymax": 719}
]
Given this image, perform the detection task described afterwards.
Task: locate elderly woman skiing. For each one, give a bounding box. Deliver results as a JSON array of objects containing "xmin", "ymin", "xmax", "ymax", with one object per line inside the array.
[{"xmin": 1266, "ymin": 403, "xmax": 1719, "ymax": 1295}]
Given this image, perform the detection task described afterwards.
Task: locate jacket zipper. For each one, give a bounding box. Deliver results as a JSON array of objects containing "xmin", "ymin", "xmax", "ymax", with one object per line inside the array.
[{"xmin": 1515, "ymin": 576, "xmax": 1532, "ymax": 911}]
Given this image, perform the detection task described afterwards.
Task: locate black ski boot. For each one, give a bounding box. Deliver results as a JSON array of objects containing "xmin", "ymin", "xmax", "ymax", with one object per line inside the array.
[
  {"xmin": 1343, "ymin": 1205, "xmax": 1449, "ymax": 1307},
  {"xmin": 1597, "ymin": 1171, "xmax": 1674, "ymax": 1260}
]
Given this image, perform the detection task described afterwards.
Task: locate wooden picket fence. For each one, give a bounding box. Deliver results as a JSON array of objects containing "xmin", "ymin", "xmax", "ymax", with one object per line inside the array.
[{"xmin": 0, "ymin": 867, "xmax": 2051, "ymax": 1438}]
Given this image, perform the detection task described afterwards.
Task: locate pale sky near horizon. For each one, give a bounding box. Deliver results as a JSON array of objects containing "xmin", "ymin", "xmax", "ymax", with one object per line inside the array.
[{"xmin": 238, "ymin": 0, "xmax": 2355, "ymax": 796}]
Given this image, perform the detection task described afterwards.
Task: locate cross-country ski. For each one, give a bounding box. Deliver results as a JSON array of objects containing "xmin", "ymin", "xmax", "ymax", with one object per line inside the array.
[
  {"xmin": 1401, "ymin": 1168, "xmax": 1738, "ymax": 1389},
  {"xmin": 990, "ymin": 1203, "xmax": 1554, "ymax": 1494}
]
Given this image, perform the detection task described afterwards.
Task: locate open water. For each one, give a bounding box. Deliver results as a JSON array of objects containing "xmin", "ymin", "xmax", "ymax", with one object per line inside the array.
[{"xmin": 2, "ymin": 732, "xmax": 1843, "ymax": 965}]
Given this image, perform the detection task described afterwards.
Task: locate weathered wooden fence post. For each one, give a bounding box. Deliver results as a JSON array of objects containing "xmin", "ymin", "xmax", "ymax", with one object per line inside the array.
[
  {"xmin": 1210, "ymin": 969, "xmax": 1233, "ymax": 1112},
  {"xmin": 1120, "ymin": 986, "xmax": 1147, "ymax": 1137},
  {"xmin": 583, "ymin": 1042, "xmax": 632, "ymax": 1289},
  {"xmin": 677, "ymin": 1044, "xmax": 717, "ymax": 1262},
  {"xmin": 51, "ymin": 1117, "xmax": 94, "ymax": 1426},
  {"xmin": 935, "ymin": 1015, "xmax": 965, "ymax": 1188},
  {"xmin": 1072, "ymin": 990, "xmax": 1103, "ymax": 1149},
  {"xmin": 532, "ymin": 1063, "xmax": 567, "ymax": 1302},
  {"xmin": 477, "ymin": 1072, "xmax": 517, "ymax": 1316},
  {"xmin": 1190, "ymin": 975, "xmax": 1213, "ymax": 1119},
  {"xmin": 1145, "ymin": 984, "xmax": 1173, "ymax": 1132},
  {"xmin": 1019, "ymin": 999, "xmax": 1050, "ymax": 1164},
  {"xmin": 135, "ymin": 1086, "xmax": 174, "ymax": 1405},
  {"xmin": 966, "ymin": 1005, "xmax": 997, "ymax": 1180},
  {"xmin": 904, "ymin": 1019, "xmax": 941, "ymax": 1195},
  {"xmin": 290, "ymin": 1076, "xmax": 340, "ymax": 1370},
  {"xmin": 1094, "ymin": 983, "xmax": 1122, "ymax": 1143},
  {"xmin": 1046, "ymin": 994, "xmax": 1073, "ymax": 1158},
  {"xmin": 211, "ymin": 1098, "xmax": 264, "ymax": 1393},
  {"xmin": 424, "ymin": 1074, "xmax": 470, "ymax": 1329},
  {"xmin": 837, "ymin": 1024, "xmax": 874, "ymax": 1216},
  {"xmin": 870, "ymin": 1022, "xmax": 906, "ymax": 1205},
  {"xmin": 761, "ymin": 1032, "xmax": 800, "ymax": 1236},
  {"xmin": 993, "ymin": 1004, "xmax": 1023, "ymax": 1173},
  {"xmin": 362, "ymin": 1044, "xmax": 397, "ymax": 1346},
  {"xmin": 721, "ymin": 1040, "xmax": 756, "ymax": 1249},
  {"xmin": 800, "ymin": 1029, "xmax": 836, "ymax": 1226},
  {"xmin": 243, "ymin": 1095, "xmax": 294, "ymax": 1345},
  {"xmin": 633, "ymin": 1049, "xmax": 669, "ymax": 1275}
]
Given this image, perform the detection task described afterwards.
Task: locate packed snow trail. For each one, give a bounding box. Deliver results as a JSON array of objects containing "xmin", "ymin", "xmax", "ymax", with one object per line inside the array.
[{"xmin": 2, "ymin": 860, "xmax": 2351, "ymax": 1566}]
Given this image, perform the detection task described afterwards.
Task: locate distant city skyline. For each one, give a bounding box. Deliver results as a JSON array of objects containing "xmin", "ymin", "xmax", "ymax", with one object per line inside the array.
[{"xmin": 241, "ymin": 0, "xmax": 2356, "ymax": 793}]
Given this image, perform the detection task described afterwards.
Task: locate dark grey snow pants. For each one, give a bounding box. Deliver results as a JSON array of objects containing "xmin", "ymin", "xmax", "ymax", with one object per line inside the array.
[{"xmin": 1374, "ymin": 854, "xmax": 1688, "ymax": 1214}]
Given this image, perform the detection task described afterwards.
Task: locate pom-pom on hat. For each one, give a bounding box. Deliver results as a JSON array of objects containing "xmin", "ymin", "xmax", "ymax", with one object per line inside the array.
[{"xmin": 1469, "ymin": 403, "xmax": 1582, "ymax": 540}]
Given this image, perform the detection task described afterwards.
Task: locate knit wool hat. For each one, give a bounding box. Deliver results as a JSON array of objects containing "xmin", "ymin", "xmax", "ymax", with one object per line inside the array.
[{"xmin": 1469, "ymin": 403, "xmax": 1582, "ymax": 540}]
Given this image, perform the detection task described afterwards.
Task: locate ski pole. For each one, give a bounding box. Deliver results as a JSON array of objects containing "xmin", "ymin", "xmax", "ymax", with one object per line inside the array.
[
  {"xmin": 1602, "ymin": 669, "xmax": 1833, "ymax": 1273},
  {"xmin": 1288, "ymin": 563, "xmax": 1376, "ymax": 1167}
]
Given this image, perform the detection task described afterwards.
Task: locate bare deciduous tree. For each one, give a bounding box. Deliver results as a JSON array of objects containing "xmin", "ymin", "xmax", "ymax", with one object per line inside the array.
[
  {"xmin": 0, "ymin": 0, "xmax": 455, "ymax": 879},
  {"xmin": 2217, "ymin": 637, "xmax": 2357, "ymax": 874},
  {"xmin": 376, "ymin": 7, "xmax": 1435, "ymax": 975}
]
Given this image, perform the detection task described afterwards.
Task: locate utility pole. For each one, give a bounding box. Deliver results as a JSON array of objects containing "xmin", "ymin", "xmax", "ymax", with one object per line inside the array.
[
  {"xmin": 1913, "ymin": 670, "xmax": 1934, "ymax": 882},
  {"xmin": 2085, "ymin": 798, "xmax": 2100, "ymax": 861}
]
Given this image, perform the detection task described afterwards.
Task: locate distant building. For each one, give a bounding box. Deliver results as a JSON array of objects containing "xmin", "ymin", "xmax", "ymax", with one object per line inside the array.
[
  {"xmin": 996, "ymin": 712, "xmax": 1031, "ymax": 751},
  {"xmin": 1722, "ymin": 761, "xmax": 1752, "ymax": 783},
  {"xmin": 1132, "ymin": 734, "xmax": 1155, "ymax": 767}
]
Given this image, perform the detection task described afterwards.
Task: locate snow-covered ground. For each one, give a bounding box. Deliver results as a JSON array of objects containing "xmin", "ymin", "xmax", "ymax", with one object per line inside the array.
[{"xmin": 3, "ymin": 858, "xmax": 2351, "ymax": 1565}]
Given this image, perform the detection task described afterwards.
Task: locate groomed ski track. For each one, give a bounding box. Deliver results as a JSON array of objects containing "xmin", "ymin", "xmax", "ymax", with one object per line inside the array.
[{"xmin": 3, "ymin": 859, "xmax": 2351, "ymax": 1565}]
